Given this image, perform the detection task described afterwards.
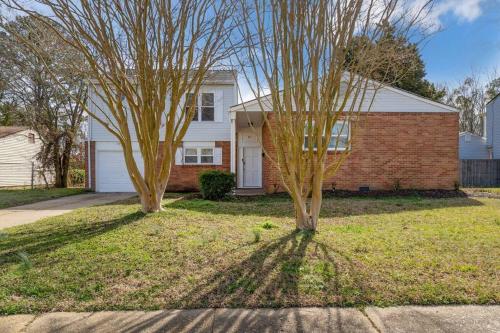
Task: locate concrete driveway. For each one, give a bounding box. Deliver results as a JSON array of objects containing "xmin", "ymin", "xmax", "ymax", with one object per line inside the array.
[{"xmin": 0, "ymin": 193, "xmax": 135, "ymax": 229}]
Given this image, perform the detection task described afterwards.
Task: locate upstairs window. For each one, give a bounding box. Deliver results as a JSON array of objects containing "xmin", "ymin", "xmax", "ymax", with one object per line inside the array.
[
  {"xmin": 186, "ymin": 93, "xmax": 215, "ymax": 122},
  {"xmin": 28, "ymin": 133, "xmax": 35, "ymax": 144},
  {"xmin": 201, "ymin": 93, "xmax": 215, "ymax": 121},
  {"xmin": 183, "ymin": 147, "xmax": 214, "ymax": 164},
  {"xmin": 304, "ymin": 120, "xmax": 350, "ymax": 151}
]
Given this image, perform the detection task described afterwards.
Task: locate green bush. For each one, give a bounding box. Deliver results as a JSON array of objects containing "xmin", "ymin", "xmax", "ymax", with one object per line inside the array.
[
  {"xmin": 69, "ymin": 169, "xmax": 85, "ymax": 187},
  {"xmin": 198, "ymin": 170, "xmax": 235, "ymax": 200}
]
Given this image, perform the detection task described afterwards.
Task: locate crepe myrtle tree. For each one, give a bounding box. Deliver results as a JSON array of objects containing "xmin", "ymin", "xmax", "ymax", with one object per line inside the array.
[
  {"xmin": 236, "ymin": 0, "xmax": 431, "ymax": 230},
  {"xmin": 3, "ymin": 0, "xmax": 238, "ymax": 212}
]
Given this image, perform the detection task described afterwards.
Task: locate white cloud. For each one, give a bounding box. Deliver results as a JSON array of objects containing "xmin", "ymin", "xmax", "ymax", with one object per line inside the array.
[{"xmin": 411, "ymin": 0, "xmax": 486, "ymax": 30}]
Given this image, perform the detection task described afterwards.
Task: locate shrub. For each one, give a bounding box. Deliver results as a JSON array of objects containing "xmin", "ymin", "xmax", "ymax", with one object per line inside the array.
[
  {"xmin": 261, "ymin": 221, "xmax": 275, "ymax": 229},
  {"xmin": 198, "ymin": 170, "xmax": 235, "ymax": 200},
  {"xmin": 69, "ymin": 168, "xmax": 85, "ymax": 187},
  {"xmin": 252, "ymin": 229, "xmax": 261, "ymax": 243}
]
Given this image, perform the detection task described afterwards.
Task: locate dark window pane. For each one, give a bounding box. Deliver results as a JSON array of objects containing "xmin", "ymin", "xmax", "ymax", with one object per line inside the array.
[
  {"xmin": 201, "ymin": 107, "xmax": 214, "ymax": 121},
  {"xmin": 202, "ymin": 93, "xmax": 214, "ymax": 106},
  {"xmin": 184, "ymin": 156, "xmax": 197, "ymax": 164},
  {"xmin": 201, "ymin": 156, "xmax": 213, "ymax": 164}
]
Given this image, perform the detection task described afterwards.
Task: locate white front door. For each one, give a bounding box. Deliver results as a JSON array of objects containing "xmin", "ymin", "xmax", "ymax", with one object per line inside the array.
[{"xmin": 242, "ymin": 146, "xmax": 262, "ymax": 187}]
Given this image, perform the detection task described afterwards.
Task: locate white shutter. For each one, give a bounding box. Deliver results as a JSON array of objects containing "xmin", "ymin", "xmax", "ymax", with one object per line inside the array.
[
  {"xmin": 214, "ymin": 90, "xmax": 224, "ymax": 122},
  {"xmin": 175, "ymin": 148, "xmax": 183, "ymax": 165},
  {"xmin": 214, "ymin": 147, "xmax": 222, "ymax": 165}
]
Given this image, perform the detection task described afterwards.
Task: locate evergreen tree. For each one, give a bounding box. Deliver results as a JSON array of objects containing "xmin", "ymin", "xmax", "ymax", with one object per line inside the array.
[{"xmin": 347, "ymin": 23, "xmax": 445, "ymax": 102}]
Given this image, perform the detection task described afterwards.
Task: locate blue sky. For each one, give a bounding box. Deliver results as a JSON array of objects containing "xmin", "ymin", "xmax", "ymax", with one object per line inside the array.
[{"xmin": 418, "ymin": 0, "xmax": 500, "ymax": 87}]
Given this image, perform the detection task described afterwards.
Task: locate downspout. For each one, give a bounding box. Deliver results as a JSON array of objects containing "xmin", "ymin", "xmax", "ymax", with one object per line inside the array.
[{"xmin": 87, "ymin": 89, "xmax": 92, "ymax": 190}]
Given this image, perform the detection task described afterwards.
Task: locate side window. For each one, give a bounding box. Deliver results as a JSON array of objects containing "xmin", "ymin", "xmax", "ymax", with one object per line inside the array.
[
  {"xmin": 28, "ymin": 133, "xmax": 35, "ymax": 144},
  {"xmin": 183, "ymin": 147, "xmax": 214, "ymax": 164},
  {"xmin": 303, "ymin": 120, "xmax": 349, "ymax": 150},
  {"xmin": 201, "ymin": 93, "xmax": 214, "ymax": 121},
  {"xmin": 329, "ymin": 121, "xmax": 349, "ymax": 150}
]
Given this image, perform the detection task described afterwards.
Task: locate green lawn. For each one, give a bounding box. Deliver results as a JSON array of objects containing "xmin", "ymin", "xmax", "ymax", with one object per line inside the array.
[
  {"xmin": 0, "ymin": 188, "xmax": 87, "ymax": 209},
  {"xmin": 464, "ymin": 188, "xmax": 500, "ymax": 195},
  {"xmin": 0, "ymin": 194, "xmax": 498, "ymax": 314}
]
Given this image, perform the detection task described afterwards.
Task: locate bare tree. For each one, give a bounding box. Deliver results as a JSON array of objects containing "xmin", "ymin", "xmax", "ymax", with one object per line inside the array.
[
  {"xmin": 447, "ymin": 75, "xmax": 487, "ymax": 136},
  {"xmin": 3, "ymin": 0, "xmax": 237, "ymax": 212},
  {"xmin": 236, "ymin": 0, "xmax": 431, "ymax": 230},
  {"xmin": 0, "ymin": 16, "xmax": 86, "ymax": 187}
]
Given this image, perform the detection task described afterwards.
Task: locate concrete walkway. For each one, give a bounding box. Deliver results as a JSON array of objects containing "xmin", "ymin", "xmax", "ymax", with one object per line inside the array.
[
  {"xmin": 0, "ymin": 193, "xmax": 135, "ymax": 229},
  {"xmin": 0, "ymin": 306, "xmax": 498, "ymax": 333}
]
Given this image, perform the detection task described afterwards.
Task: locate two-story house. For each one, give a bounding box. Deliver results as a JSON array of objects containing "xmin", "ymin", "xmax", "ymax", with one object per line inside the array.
[{"xmin": 86, "ymin": 70, "xmax": 459, "ymax": 193}]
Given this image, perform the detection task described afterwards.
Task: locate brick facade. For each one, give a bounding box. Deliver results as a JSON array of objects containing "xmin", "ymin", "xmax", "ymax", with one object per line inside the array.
[
  {"xmin": 262, "ymin": 112, "xmax": 459, "ymax": 192},
  {"xmin": 167, "ymin": 141, "xmax": 231, "ymax": 191},
  {"xmin": 84, "ymin": 141, "xmax": 96, "ymax": 191}
]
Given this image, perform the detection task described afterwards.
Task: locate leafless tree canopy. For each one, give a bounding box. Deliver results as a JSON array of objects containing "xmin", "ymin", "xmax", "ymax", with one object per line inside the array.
[
  {"xmin": 2, "ymin": 0, "xmax": 238, "ymax": 211},
  {"xmin": 0, "ymin": 16, "xmax": 87, "ymax": 188},
  {"xmin": 236, "ymin": 0, "xmax": 431, "ymax": 230}
]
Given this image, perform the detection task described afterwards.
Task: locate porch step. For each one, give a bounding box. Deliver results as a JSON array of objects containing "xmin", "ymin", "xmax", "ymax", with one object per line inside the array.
[{"xmin": 235, "ymin": 188, "xmax": 266, "ymax": 196}]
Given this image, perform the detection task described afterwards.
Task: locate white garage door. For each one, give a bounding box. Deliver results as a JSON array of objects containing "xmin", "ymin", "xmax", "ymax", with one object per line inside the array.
[{"xmin": 96, "ymin": 150, "xmax": 143, "ymax": 192}]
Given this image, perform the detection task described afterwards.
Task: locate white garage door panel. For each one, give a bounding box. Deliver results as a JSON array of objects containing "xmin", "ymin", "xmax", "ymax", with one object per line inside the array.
[{"xmin": 97, "ymin": 150, "xmax": 143, "ymax": 192}]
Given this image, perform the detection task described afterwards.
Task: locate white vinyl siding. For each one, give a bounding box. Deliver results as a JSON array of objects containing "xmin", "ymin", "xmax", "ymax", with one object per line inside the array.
[
  {"xmin": 231, "ymin": 83, "xmax": 456, "ymax": 113},
  {"xmin": 90, "ymin": 85, "xmax": 234, "ymax": 142},
  {"xmin": 0, "ymin": 130, "xmax": 45, "ymax": 187},
  {"xmin": 459, "ymin": 133, "xmax": 489, "ymax": 159}
]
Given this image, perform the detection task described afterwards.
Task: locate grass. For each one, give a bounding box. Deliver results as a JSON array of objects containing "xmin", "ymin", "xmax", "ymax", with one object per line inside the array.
[
  {"xmin": 464, "ymin": 187, "xmax": 500, "ymax": 195},
  {"xmin": 0, "ymin": 194, "xmax": 498, "ymax": 314},
  {"xmin": 0, "ymin": 187, "xmax": 87, "ymax": 209}
]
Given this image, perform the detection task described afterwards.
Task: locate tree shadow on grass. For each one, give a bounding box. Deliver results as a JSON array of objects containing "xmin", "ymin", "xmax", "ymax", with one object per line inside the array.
[
  {"xmin": 173, "ymin": 230, "xmax": 367, "ymax": 311},
  {"xmin": 163, "ymin": 193, "xmax": 484, "ymax": 219},
  {"xmin": 0, "ymin": 211, "xmax": 145, "ymax": 264}
]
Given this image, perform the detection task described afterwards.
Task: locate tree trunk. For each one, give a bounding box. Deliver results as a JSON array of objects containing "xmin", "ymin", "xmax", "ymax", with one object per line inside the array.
[
  {"xmin": 138, "ymin": 183, "xmax": 166, "ymax": 213},
  {"xmin": 53, "ymin": 147, "xmax": 64, "ymax": 188},
  {"xmin": 292, "ymin": 174, "xmax": 323, "ymax": 231},
  {"xmin": 294, "ymin": 197, "xmax": 319, "ymax": 231},
  {"xmin": 59, "ymin": 136, "xmax": 73, "ymax": 188}
]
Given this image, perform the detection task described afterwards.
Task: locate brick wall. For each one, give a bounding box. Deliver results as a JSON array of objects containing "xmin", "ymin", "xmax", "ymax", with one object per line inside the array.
[
  {"xmin": 84, "ymin": 141, "xmax": 96, "ymax": 191},
  {"xmin": 166, "ymin": 141, "xmax": 231, "ymax": 191},
  {"xmin": 262, "ymin": 112, "xmax": 459, "ymax": 192}
]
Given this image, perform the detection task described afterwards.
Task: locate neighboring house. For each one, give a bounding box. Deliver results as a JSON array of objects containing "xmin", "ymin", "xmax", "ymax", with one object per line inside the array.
[
  {"xmin": 459, "ymin": 132, "xmax": 489, "ymax": 159},
  {"xmin": 0, "ymin": 126, "xmax": 45, "ymax": 187},
  {"xmin": 85, "ymin": 70, "xmax": 459, "ymax": 193},
  {"xmin": 459, "ymin": 94, "xmax": 500, "ymax": 160}
]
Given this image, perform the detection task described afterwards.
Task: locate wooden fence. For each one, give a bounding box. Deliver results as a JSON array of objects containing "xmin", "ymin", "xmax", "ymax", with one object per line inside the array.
[{"xmin": 460, "ymin": 160, "xmax": 500, "ymax": 187}]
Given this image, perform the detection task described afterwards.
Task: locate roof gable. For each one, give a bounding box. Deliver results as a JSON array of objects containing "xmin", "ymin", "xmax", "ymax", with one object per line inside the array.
[
  {"xmin": 0, "ymin": 126, "xmax": 27, "ymax": 139},
  {"xmin": 231, "ymin": 82, "xmax": 457, "ymax": 113}
]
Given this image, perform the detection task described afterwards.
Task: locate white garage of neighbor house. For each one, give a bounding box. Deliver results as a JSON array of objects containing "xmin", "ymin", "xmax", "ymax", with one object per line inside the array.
[{"xmin": 0, "ymin": 126, "xmax": 46, "ymax": 187}]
